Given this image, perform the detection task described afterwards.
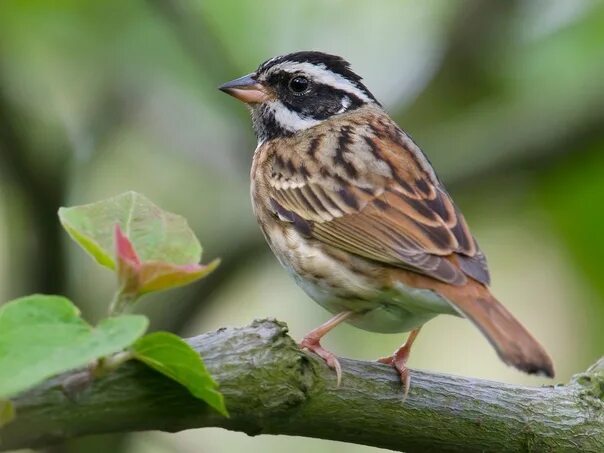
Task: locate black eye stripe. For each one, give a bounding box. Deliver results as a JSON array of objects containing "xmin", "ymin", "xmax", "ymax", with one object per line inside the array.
[
  {"xmin": 258, "ymin": 51, "xmax": 380, "ymax": 105},
  {"xmin": 266, "ymin": 70, "xmax": 364, "ymax": 104},
  {"xmin": 279, "ymin": 86, "xmax": 364, "ymax": 121},
  {"xmin": 266, "ymin": 71, "xmax": 286, "ymax": 86}
]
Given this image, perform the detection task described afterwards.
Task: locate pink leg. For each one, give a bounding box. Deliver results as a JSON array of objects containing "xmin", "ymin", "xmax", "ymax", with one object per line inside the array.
[
  {"xmin": 300, "ymin": 311, "xmax": 353, "ymax": 386},
  {"xmin": 377, "ymin": 327, "xmax": 422, "ymax": 399}
]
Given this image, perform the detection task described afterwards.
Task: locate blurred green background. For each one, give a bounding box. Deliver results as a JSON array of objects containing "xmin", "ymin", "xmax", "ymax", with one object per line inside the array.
[{"xmin": 1, "ymin": 0, "xmax": 603, "ymax": 452}]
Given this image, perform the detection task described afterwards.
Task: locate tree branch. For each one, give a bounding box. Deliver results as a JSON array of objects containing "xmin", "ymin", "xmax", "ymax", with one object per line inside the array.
[{"xmin": 1, "ymin": 320, "xmax": 602, "ymax": 452}]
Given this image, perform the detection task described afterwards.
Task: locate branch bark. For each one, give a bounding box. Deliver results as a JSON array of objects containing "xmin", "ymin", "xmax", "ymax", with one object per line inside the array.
[{"xmin": 1, "ymin": 320, "xmax": 602, "ymax": 452}]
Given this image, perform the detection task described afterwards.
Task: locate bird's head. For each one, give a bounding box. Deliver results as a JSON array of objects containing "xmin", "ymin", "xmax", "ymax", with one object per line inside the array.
[{"xmin": 219, "ymin": 51, "xmax": 380, "ymax": 142}]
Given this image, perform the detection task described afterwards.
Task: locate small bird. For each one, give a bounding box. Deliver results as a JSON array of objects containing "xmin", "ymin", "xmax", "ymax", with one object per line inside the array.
[{"xmin": 219, "ymin": 51, "xmax": 554, "ymax": 394}]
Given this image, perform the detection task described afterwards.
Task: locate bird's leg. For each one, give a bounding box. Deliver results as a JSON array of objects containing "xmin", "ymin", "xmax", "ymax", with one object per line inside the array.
[
  {"xmin": 299, "ymin": 311, "xmax": 353, "ymax": 386},
  {"xmin": 377, "ymin": 327, "xmax": 422, "ymax": 398}
]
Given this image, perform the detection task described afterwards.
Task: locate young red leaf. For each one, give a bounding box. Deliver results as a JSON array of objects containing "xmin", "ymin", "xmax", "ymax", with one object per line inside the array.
[
  {"xmin": 112, "ymin": 221, "xmax": 219, "ymax": 306},
  {"xmin": 115, "ymin": 224, "xmax": 142, "ymax": 298},
  {"xmin": 139, "ymin": 259, "xmax": 220, "ymax": 294},
  {"xmin": 114, "ymin": 224, "xmax": 141, "ymax": 268}
]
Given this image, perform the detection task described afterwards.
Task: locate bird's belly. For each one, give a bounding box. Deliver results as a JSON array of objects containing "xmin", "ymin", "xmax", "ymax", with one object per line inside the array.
[
  {"xmin": 297, "ymin": 276, "xmax": 454, "ymax": 333},
  {"xmin": 265, "ymin": 224, "xmax": 457, "ymax": 334}
]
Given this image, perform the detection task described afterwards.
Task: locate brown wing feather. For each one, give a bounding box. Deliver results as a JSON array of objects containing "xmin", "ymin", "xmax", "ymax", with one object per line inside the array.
[{"xmin": 268, "ymin": 117, "xmax": 490, "ymax": 286}]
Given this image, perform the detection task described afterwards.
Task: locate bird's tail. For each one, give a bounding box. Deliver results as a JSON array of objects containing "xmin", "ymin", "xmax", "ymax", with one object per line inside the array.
[{"xmin": 439, "ymin": 281, "xmax": 555, "ymax": 377}]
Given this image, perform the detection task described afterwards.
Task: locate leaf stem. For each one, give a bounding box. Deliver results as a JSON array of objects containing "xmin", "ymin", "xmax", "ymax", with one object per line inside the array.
[
  {"xmin": 62, "ymin": 351, "xmax": 136, "ymax": 398},
  {"xmin": 94, "ymin": 351, "xmax": 134, "ymax": 377},
  {"xmin": 108, "ymin": 290, "xmax": 137, "ymax": 316}
]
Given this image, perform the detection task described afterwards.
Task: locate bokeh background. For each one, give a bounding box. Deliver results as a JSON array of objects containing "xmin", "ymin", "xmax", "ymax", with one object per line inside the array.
[{"xmin": 1, "ymin": 0, "xmax": 603, "ymax": 452}]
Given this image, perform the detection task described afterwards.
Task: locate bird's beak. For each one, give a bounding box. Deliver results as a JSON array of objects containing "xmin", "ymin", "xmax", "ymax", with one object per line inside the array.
[{"xmin": 218, "ymin": 73, "xmax": 268, "ymax": 104}]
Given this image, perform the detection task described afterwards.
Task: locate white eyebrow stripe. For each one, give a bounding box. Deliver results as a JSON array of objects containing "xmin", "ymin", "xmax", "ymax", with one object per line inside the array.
[{"xmin": 267, "ymin": 61, "xmax": 373, "ymax": 103}]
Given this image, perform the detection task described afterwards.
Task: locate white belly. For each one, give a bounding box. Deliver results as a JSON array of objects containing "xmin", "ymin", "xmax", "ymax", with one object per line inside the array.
[
  {"xmin": 296, "ymin": 274, "xmax": 456, "ymax": 333},
  {"xmin": 266, "ymin": 226, "xmax": 458, "ymax": 334}
]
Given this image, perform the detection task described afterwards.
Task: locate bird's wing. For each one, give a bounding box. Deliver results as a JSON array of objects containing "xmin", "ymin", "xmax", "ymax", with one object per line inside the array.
[{"xmin": 266, "ymin": 118, "xmax": 489, "ymax": 286}]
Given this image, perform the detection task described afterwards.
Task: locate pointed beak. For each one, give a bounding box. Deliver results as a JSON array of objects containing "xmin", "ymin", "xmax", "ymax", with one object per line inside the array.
[{"xmin": 218, "ymin": 73, "xmax": 268, "ymax": 104}]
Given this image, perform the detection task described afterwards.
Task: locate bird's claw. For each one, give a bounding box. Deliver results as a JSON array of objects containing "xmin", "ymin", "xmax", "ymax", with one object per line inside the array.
[
  {"xmin": 300, "ymin": 336, "xmax": 343, "ymax": 387},
  {"xmin": 376, "ymin": 355, "xmax": 393, "ymax": 365},
  {"xmin": 377, "ymin": 349, "xmax": 412, "ymax": 400}
]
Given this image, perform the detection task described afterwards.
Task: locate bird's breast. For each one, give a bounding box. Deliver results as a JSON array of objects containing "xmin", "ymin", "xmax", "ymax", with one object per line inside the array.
[
  {"xmin": 250, "ymin": 138, "xmax": 454, "ymax": 333},
  {"xmin": 260, "ymin": 220, "xmax": 382, "ymax": 301},
  {"xmin": 253, "ymin": 219, "xmax": 448, "ymax": 333}
]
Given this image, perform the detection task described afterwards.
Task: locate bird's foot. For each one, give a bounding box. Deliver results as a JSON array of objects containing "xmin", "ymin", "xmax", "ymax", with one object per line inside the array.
[
  {"xmin": 378, "ymin": 347, "xmax": 412, "ymax": 399},
  {"xmin": 377, "ymin": 328, "xmax": 422, "ymax": 399},
  {"xmin": 300, "ymin": 336, "xmax": 343, "ymax": 387}
]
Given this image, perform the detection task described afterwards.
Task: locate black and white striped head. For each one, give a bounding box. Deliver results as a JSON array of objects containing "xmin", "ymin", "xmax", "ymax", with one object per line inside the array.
[{"xmin": 219, "ymin": 51, "xmax": 380, "ymax": 142}]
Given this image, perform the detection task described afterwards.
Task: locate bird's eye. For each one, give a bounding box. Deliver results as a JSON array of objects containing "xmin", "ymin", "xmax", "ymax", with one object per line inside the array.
[{"xmin": 288, "ymin": 76, "xmax": 309, "ymax": 94}]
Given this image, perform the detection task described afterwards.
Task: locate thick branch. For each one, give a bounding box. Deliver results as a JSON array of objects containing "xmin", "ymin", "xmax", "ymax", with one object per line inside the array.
[{"xmin": 1, "ymin": 320, "xmax": 602, "ymax": 452}]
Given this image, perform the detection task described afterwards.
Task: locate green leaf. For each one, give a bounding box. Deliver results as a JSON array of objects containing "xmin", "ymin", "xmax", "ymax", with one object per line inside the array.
[
  {"xmin": 60, "ymin": 192, "xmax": 218, "ymax": 303},
  {"xmin": 0, "ymin": 400, "xmax": 15, "ymax": 428},
  {"xmin": 0, "ymin": 295, "xmax": 148, "ymax": 399},
  {"xmin": 58, "ymin": 191, "xmax": 202, "ymax": 270},
  {"xmin": 132, "ymin": 332, "xmax": 227, "ymax": 416}
]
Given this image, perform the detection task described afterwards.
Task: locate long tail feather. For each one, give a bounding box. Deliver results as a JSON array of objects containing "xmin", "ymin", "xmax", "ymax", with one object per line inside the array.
[
  {"xmin": 391, "ymin": 268, "xmax": 555, "ymax": 377},
  {"xmin": 441, "ymin": 284, "xmax": 555, "ymax": 377}
]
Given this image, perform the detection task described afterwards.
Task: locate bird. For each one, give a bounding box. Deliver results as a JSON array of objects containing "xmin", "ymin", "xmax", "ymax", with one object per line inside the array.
[{"xmin": 219, "ymin": 51, "xmax": 554, "ymax": 395}]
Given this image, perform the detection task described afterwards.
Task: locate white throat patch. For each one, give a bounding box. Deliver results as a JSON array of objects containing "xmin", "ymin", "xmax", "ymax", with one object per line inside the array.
[{"xmin": 268, "ymin": 100, "xmax": 321, "ymax": 132}]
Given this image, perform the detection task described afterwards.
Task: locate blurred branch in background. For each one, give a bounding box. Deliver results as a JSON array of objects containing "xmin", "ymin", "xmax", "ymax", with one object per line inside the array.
[
  {"xmin": 2, "ymin": 320, "xmax": 603, "ymax": 453},
  {"xmin": 0, "ymin": 86, "xmax": 67, "ymax": 296}
]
